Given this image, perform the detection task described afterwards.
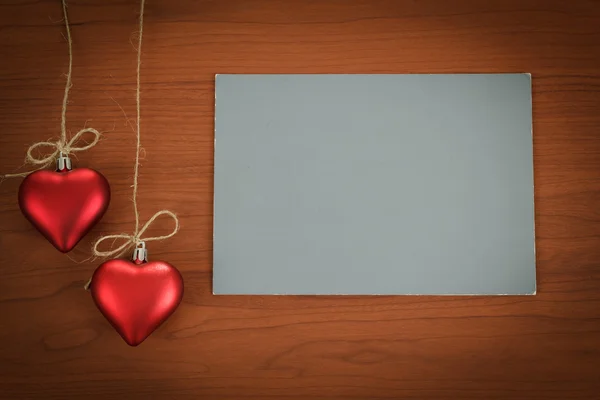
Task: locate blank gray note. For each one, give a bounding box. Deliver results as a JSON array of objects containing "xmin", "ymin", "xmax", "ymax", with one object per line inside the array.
[{"xmin": 213, "ymin": 74, "xmax": 535, "ymax": 295}]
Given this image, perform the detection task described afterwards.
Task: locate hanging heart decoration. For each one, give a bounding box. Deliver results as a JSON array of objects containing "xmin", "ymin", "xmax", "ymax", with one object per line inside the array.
[
  {"xmin": 19, "ymin": 155, "xmax": 110, "ymax": 252},
  {"xmin": 1, "ymin": 0, "xmax": 110, "ymax": 252},
  {"xmin": 88, "ymin": 0, "xmax": 182, "ymax": 347},
  {"xmin": 90, "ymin": 247, "xmax": 183, "ymax": 346}
]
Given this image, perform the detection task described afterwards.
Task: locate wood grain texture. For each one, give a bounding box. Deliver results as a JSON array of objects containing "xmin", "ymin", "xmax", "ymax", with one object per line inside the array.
[{"xmin": 1, "ymin": 0, "xmax": 600, "ymax": 399}]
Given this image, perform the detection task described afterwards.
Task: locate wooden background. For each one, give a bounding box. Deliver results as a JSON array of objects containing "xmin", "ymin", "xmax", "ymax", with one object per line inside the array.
[{"xmin": 1, "ymin": 0, "xmax": 600, "ymax": 398}]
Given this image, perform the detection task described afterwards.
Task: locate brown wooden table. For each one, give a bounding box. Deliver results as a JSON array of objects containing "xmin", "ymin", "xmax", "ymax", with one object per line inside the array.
[{"xmin": 1, "ymin": 1, "xmax": 600, "ymax": 399}]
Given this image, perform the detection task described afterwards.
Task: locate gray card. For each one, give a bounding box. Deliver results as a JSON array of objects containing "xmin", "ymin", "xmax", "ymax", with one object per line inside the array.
[{"xmin": 213, "ymin": 74, "xmax": 535, "ymax": 295}]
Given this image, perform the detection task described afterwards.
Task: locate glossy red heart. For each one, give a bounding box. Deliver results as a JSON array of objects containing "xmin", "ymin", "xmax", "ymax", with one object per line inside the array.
[
  {"xmin": 90, "ymin": 259, "xmax": 184, "ymax": 346},
  {"xmin": 18, "ymin": 168, "xmax": 110, "ymax": 252}
]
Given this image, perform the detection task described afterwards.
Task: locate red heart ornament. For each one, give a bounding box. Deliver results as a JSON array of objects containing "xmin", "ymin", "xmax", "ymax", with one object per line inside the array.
[
  {"xmin": 90, "ymin": 259, "xmax": 184, "ymax": 346},
  {"xmin": 18, "ymin": 168, "xmax": 110, "ymax": 252}
]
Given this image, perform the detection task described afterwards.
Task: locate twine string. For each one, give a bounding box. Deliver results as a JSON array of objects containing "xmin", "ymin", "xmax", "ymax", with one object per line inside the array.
[
  {"xmin": 91, "ymin": 0, "xmax": 179, "ymax": 260},
  {"xmin": 1, "ymin": 0, "xmax": 101, "ymax": 180}
]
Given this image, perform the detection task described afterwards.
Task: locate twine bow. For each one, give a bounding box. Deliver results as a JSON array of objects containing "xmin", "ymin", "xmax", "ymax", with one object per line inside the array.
[
  {"xmin": 1, "ymin": 128, "xmax": 101, "ymax": 179},
  {"xmin": 92, "ymin": 210, "xmax": 179, "ymax": 258}
]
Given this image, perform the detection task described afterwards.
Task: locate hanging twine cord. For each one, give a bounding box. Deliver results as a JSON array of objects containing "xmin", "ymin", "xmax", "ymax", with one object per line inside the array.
[
  {"xmin": 1, "ymin": 0, "xmax": 100, "ymax": 180},
  {"xmin": 91, "ymin": 0, "xmax": 179, "ymax": 260}
]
